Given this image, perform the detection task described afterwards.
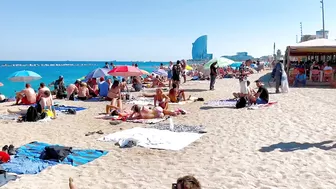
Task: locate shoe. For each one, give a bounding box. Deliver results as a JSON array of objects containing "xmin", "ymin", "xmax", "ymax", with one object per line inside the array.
[
  {"xmin": 8, "ymin": 144, "xmax": 16, "ymax": 155},
  {"xmin": 2, "ymin": 145, "xmax": 8, "ymax": 152}
]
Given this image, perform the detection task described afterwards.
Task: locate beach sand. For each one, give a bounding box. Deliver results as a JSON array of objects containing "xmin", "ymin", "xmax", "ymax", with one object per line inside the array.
[{"xmin": 0, "ymin": 71, "xmax": 336, "ymax": 189}]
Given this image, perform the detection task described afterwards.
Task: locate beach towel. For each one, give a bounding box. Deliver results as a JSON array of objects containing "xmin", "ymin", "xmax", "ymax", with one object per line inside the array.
[
  {"xmin": 248, "ymin": 101, "xmax": 278, "ymax": 110},
  {"xmin": 0, "ymin": 114, "xmax": 20, "ymax": 120},
  {"xmin": 126, "ymin": 117, "xmax": 167, "ymax": 124},
  {"xmin": 54, "ymin": 105, "xmax": 86, "ymax": 112},
  {"xmin": 126, "ymin": 97, "xmax": 154, "ymax": 106},
  {"xmin": 151, "ymin": 123, "xmax": 206, "ymax": 134},
  {"xmin": 2, "ymin": 141, "xmax": 108, "ymax": 174},
  {"xmin": 75, "ymin": 97, "xmax": 105, "ymax": 102},
  {"xmin": 0, "ymin": 171, "xmax": 18, "ymax": 187},
  {"xmin": 203, "ymin": 99, "xmax": 237, "ymax": 108},
  {"xmin": 98, "ymin": 127, "xmax": 203, "ymax": 150}
]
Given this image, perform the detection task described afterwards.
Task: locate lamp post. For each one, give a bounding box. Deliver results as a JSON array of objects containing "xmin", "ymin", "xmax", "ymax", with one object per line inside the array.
[{"xmin": 320, "ymin": 0, "xmax": 325, "ymax": 38}]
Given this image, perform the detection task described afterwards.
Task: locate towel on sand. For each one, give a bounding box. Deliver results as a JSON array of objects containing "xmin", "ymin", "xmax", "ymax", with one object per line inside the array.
[
  {"xmin": 203, "ymin": 99, "xmax": 237, "ymax": 107},
  {"xmin": 248, "ymin": 101, "xmax": 277, "ymax": 110},
  {"xmin": 98, "ymin": 127, "xmax": 203, "ymax": 150},
  {"xmin": 2, "ymin": 141, "xmax": 108, "ymax": 174},
  {"xmin": 54, "ymin": 105, "xmax": 86, "ymax": 112},
  {"xmin": 127, "ymin": 117, "xmax": 167, "ymax": 124}
]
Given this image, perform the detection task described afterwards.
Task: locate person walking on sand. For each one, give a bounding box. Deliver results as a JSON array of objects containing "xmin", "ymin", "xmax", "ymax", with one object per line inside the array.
[{"xmin": 209, "ymin": 61, "xmax": 218, "ymax": 90}]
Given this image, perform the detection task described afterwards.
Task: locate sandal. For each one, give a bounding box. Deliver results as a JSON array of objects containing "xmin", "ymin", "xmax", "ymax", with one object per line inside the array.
[
  {"xmin": 96, "ymin": 130, "xmax": 104, "ymax": 135},
  {"xmin": 85, "ymin": 131, "xmax": 95, "ymax": 136}
]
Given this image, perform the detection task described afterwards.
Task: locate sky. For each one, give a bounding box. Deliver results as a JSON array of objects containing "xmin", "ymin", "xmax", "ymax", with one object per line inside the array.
[{"xmin": 0, "ymin": 0, "xmax": 335, "ymax": 61}]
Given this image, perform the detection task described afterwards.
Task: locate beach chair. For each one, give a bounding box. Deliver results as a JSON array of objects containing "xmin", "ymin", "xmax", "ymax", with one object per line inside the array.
[
  {"xmin": 323, "ymin": 70, "xmax": 333, "ymax": 82},
  {"xmin": 311, "ymin": 70, "xmax": 320, "ymax": 82}
]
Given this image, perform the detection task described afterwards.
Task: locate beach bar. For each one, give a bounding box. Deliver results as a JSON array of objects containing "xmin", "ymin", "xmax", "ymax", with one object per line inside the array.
[{"xmin": 285, "ymin": 39, "xmax": 336, "ymax": 86}]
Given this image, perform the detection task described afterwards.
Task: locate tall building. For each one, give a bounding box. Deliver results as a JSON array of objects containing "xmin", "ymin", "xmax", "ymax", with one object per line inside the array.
[{"xmin": 191, "ymin": 35, "xmax": 213, "ymax": 60}]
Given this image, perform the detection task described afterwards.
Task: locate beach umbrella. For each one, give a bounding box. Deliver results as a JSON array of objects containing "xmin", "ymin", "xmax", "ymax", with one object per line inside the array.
[
  {"xmin": 8, "ymin": 70, "xmax": 42, "ymax": 82},
  {"xmin": 108, "ymin": 65, "xmax": 143, "ymax": 77},
  {"xmin": 152, "ymin": 69, "xmax": 168, "ymax": 76},
  {"xmin": 141, "ymin": 69, "xmax": 150, "ymax": 75},
  {"xmin": 0, "ymin": 82, "xmax": 3, "ymax": 87},
  {"xmin": 186, "ymin": 65, "xmax": 193, "ymax": 71},
  {"xmin": 85, "ymin": 68, "xmax": 110, "ymax": 79},
  {"xmin": 204, "ymin": 57, "xmax": 235, "ymax": 69},
  {"xmin": 230, "ymin": 62, "xmax": 243, "ymax": 69}
]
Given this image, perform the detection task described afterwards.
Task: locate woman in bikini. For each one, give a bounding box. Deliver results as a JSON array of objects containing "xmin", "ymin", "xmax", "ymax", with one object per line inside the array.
[
  {"xmin": 106, "ymin": 80, "xmax": 123, "ymax": 112},
  {"xmin": 154, "ymin": 88, "xmax": 169, "ymax": 110},
  {"xmin": 128, "ymin": 105, "xmax": 164, "ymax": 120}
]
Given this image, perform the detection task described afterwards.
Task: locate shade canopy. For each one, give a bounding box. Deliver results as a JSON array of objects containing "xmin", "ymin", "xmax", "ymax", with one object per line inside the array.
[
  {"xmin": 287, "ymin": 38, "xmax": 336, "ymax": 56},
  {"xmin": 8, "ymin": 70, "xmax": 42, "ymax": 82},
  {"xmin": 204, "ymin": 57, "xmax": 234, "ymax": 69},
  {"xmin": 85, "ymin": 68, "xmax": 110, "ymax": 79},
  {"xmin": 152, "ymin": 69, "xmax": 168, "ymax": 76},
  {"xmin": 108, "ymin": 66, "xmax": 143, "ymax": 77}
]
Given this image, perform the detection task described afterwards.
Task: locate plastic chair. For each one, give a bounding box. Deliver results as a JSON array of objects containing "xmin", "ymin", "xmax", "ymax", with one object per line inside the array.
[
  {"xmin": 311, "ymin": 70, "xmax": 320, "ymax": 82},
  {"xmin": 323, "ymin": 70, "xmax": 333, "ymax": 82}
]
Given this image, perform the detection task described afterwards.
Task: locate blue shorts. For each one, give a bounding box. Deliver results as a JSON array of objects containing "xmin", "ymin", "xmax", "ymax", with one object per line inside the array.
[{"xmin": 256, "ymin": 98, "xmax": 268, "ymax": 104}]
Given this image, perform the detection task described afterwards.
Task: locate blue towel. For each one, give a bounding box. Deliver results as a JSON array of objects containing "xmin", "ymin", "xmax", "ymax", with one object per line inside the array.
[
  {"xmin": 54, "ymin": 105, "xmax": 86, "ymax": 112},
  {"xmin": 2, "ymin": 141, "xmax": 108, "ymax": 174}
]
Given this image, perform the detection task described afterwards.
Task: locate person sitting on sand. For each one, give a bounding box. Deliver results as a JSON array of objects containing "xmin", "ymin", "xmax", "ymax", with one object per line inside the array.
[
  {"xmin": 52, "ymin": 76, "xmax": 67, "ymax": 99},
  {"xmin": 107, "ymin": 80, "xmax": 123, "ymax": 110},
  {"xmin": 87, "ymin": 78, "xmax": 98, "ymax": 97},
  {"xmin": 249, "ymin": 80, "xmax": 269, "ymax": 104},
  {"xmin": 36, "ymin": 82, "xmax": 50, "ymax": 102},
  {"xmin": 77, "ymin": 82, "xmax": 90, "ymax": 101},
  {"xmin": 98, "ymin": 77, "xmax": 109, "ymax": 97},
  {"xmin": 233, "ymin": 80, "xmax": 255, "ymax": 99},
  {"xmin": 66, "ymin": 80, "xmax": 80, "ymax": 100},
  {"xmin": 128, "ymin": 104, "xmax": 164, "ymax": 120},
  {"xmin": 39, "ymin": 90, "xmax": 56, "ymax": 118},
  {"xmin": 132, "ymin": 76, "xmax": 143, "ymax": 91},
  {"xmin": 15, "ymin": 83, "xmax": 36, "ymax": 105},
  {"xmin": 152, "ymin": 75, "xmax": 165, "ymax": 88},
  {"xmin": 169, "ymin": 83, "xmax": 187, "ymax": 103},
  {"xmin": 120, "ymin": 78, "xmax": 128, "ymax": 92},
  {"xmin": 173, "ymin": 175, "xmax": 201, "ymax": 189},
  {"xmin": 154, "ymin": 88, "xmax": 170, "ymax": 110}
]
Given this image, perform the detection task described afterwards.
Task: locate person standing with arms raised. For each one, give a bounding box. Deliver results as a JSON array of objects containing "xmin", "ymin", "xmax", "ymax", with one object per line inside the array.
[{"xmin": 209, "ymin": 61, "xmax": 217, "ymax": 90}]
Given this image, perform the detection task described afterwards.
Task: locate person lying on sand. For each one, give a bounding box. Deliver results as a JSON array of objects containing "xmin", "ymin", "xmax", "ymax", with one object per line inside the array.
[
  {"xmin": 168, "ymin": 83, "xmax": 188, "ymax": 103},
  {"xmin": 128, "ymin": 104, "xmax": 164, "ymax": 120},
  {"xmin": 15, "ymin": 83, "xmax": 36, "ymax": 105}
]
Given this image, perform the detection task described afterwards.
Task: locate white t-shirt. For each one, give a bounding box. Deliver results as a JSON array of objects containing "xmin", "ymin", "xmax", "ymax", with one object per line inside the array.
[{"xmin": 240, "ymin": 80, "xmax": 248, "ymax": 94}]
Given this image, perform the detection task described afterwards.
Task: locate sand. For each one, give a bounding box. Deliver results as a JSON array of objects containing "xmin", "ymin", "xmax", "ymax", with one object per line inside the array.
[{"xmin": 0, "ymin": 71, "xmax": 336, "ymax": 189}]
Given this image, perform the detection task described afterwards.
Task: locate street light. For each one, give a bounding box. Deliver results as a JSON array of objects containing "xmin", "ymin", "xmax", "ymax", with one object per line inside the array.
[{"xmin": 320, "ymin": 0, "xmax": 325, "ymax": 38}]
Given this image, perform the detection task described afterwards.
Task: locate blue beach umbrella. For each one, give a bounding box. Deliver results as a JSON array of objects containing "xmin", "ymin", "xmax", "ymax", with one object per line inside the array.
[
  {"xmin": 85, "ymin": 68, "xmax": 110, "ymax": 80},
  {"xmin": 230, "ymin": 62, "xmax": 242, "ymax": 69},
  {"xmin": 152, "ymin": 69, "xmax": 168, "ymax": 76},
  {"xmin": 8, "ymin": 70, "xmax": 42, "ymax": 82}
]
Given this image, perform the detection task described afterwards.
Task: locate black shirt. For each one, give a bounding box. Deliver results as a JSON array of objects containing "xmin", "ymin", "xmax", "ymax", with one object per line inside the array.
[
  {"xmin": 257, "ymin": 86, "xmax": 269, "ymax": 102},
  {"xmin": 210, "ymin": 63, "xmax": 217, "ymax": 76}
]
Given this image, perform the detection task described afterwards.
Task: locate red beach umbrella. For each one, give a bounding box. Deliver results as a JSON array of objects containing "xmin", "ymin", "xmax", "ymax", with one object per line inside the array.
[{"xmin": 108, "ymin": 66, "xmax": 143, "ymax": 77}]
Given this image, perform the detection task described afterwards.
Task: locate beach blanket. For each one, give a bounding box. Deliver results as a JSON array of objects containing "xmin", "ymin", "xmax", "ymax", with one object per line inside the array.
[
  {"xmin": 126, "ymin": 97, "xmax": 154, "ymax": 106},
  {"xmin": 151, "ymin": 123, "xmax": 206, "ymax": 134},
  {"xmin": 248, "ymin": 102, "xmax": 278, "ymax": 110},
  {"xmin": 0, "ymin": 114, "xmax": 20, "ymax": 120},
  {"xmin": 0, "ymin": 172, "xmax": 18, "ymax": 187},
  {"xmin": 54, "ymin": 105, "xmax": 86, "ymax": 112},
  {"xmin": 126, "ymin": 117, "xmax": 167, "ymax": 124},
  {"xmin": 2, "ymin": 141, "xmax": 108, "ymax": 174},
  {"xmin": 203, "ymin": 99, "xmax": 237, "ymax": 108},
  {"xmin": 98, "ymin": 127, "xmax": 203, "ymax": 150}
]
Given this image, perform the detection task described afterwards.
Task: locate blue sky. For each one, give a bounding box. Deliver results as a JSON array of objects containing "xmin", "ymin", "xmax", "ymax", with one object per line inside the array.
[{"xmin": 0, "ymin": 0, "xmax": 335, "ymax": 61}]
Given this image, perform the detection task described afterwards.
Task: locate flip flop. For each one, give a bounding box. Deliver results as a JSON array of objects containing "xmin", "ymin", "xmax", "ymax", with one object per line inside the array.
[
  {"xmin": 85, "ymin": 131, "xmax": 95, "ymax": 136},
  {"xmin": 96, "ymin": 130, "xmax": 104, "ymax": 135}
]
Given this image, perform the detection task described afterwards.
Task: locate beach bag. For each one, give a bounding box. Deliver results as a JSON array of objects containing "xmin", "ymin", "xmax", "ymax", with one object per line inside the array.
[
  {"xmin": 41, "ymin": 146, "xmax": 72, "ymax": 162},
  {"xmin": 25, "ymin": 106, "xmax": 39, "ymax": 122},
  {"xmin": 235, "ymin": 97, "xmax": 247, "ymax": 109}
]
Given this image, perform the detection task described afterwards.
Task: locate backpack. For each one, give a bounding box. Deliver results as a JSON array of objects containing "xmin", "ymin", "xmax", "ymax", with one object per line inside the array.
[
  {"xmin": 41, "ymin": 146, "xmax": 72, "ymax": 162},
  {"xmin": 24, "ymin": 106, "xmax": 39, "ymax": 122},
  {"xmin": 236, "ymin": 97, "xmax": 247, "ymax": 109}
]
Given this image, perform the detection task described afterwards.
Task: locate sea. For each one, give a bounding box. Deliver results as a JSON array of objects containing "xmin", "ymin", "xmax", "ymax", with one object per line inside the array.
[{"xmin": 0, "ymin": 61, "xmax": 167, "ymax": 97}]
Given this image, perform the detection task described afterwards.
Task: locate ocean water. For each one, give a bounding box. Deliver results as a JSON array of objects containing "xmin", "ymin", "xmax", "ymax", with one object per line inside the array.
[{"xmin": 0, "ymin": 61, "xmax": 166, "ymax": 97}]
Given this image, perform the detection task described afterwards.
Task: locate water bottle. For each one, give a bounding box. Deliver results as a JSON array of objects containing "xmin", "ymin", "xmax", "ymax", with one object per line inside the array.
[{"xmin": 169, "ymin": 117, "xmax": 174, "ymax": 131}]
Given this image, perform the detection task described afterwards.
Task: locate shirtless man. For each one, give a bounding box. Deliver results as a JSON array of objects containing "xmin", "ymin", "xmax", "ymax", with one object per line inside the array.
[
  {"xmin": 132, "ymin": 76, "xmax": 142, "ymax": 91},
  {"xmin": 66, "ymin": 80, "xmax": 80, "ymax": 100},
  {"xmin": 77, "ymin": 82, "xmax": 90, "ymax": 101},
  {"xmin": 15, "ymin": 83, "xmax": 36, "ymax": 105},
  {"xmin": 168, "ymin": 83, "xmax": 187, "ymax": 103},
  {"xmin": 36, "ymin": 83, "xmax": 50, "ymax": 102}
]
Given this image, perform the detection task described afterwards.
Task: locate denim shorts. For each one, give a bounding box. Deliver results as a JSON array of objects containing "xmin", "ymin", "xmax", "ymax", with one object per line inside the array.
[{"xmin": 256, "ymin": 98, "xmax": 268, "ymax": 104}]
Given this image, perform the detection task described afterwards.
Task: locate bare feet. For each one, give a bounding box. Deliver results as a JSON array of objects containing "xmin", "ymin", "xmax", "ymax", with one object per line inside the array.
[{"xmin": 69, "ymin": 177, "xmax": 76, "ymax": 189}]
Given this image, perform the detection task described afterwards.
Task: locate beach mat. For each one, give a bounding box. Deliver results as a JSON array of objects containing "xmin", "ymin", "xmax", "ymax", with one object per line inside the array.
[
  {"xmin": 0, "ymin": 114, "xmax": 20, "ymax": 120},
  {"xmin": 126, "ymin": 97, "xmax": 154, "ymax": 106},
  {"xmin": 203, "ymin": 99, "xmax": 237, "ymax": 108},
  {"xmin": 98, "ymin": 127, "xmax": 203, "ymax": 150},
  {"xmin": 54, "ymin": 105, "xmax": 86, "ymax": 112},
  {"xmin": 126, "ymin": 117, "xmax": 167, "ymax": 124},
  {"xmin": 2, "ymin": 141, "xmax": 108, "ymax": 174}
]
